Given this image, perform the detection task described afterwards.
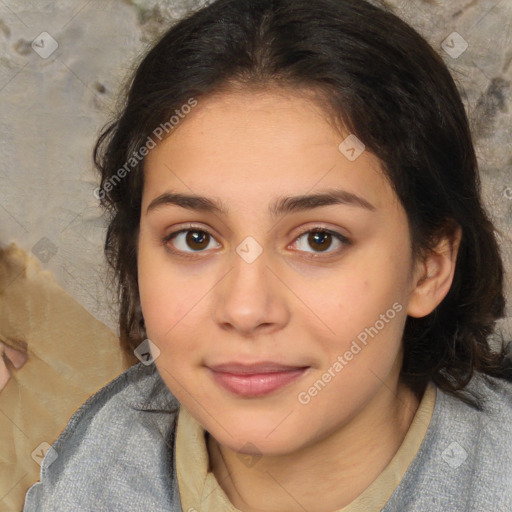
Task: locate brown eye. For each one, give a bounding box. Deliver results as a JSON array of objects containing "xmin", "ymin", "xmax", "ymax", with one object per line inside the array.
[
  {"xmin": 292, "ymin": 228, "xmax": 350, "ymax": 256},
  {"xmin": 184, "ymin": 230, "xmax": 210, "ymax": 250},
  {"xmin": 164, "ymin": 228, "xmax": 221, "ymax": 254},
  {"xmin": 307, "ymin": 231, "xmax": 333, "ymax": 252}
]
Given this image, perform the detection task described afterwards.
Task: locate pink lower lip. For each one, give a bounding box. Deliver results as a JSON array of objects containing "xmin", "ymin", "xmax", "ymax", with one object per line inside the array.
[{"xmin": 209, "ymin": 368, "xmax": 308, "ymax": 397}]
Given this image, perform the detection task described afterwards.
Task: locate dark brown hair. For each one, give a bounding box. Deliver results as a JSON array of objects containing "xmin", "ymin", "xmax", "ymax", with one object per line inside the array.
[{"xmin": 94, "ymin": 0, "xmax": 512, "ymax": 406}]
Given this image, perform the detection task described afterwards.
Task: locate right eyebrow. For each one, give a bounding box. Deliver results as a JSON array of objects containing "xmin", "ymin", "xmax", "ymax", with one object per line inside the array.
[{"xmin": 146, "ymin": 192, "xmax": 227, "ymax": 216}]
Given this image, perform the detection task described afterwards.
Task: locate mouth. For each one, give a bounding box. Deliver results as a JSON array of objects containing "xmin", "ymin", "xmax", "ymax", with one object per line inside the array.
[{"xmin": 207, "ymin": 362, "xmax": 310, "ymax": 397}]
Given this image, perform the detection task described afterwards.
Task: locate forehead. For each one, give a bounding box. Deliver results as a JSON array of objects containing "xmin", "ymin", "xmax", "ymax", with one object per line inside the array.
[
  {"xmin": 142, "ymin": 89, "xmax": 398, "ymax": 214},
  {"xmin": 151, "ymin": 90, "xmax": 331, "ymax": 156}
]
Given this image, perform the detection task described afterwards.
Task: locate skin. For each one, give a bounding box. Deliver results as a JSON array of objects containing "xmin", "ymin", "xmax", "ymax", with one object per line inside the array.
[{"xmin": 137, "ymin": 87, "xmax": 461, "ymax": 511}]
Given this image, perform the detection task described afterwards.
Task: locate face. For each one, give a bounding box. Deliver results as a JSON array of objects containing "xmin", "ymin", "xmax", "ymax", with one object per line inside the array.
[{"xmin": 138, "ymin": 88, "xmax": 420, "ymax": 456}]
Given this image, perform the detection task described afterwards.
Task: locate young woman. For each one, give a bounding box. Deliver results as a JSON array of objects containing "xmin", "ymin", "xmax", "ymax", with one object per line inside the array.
[{"xmin": 23, "ymin": 0, "xmax": 512, "ymax": 510}]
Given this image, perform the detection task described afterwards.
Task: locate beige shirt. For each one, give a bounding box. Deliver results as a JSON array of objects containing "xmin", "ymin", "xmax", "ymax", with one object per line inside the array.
[{"xmin": 176, "ymin": 381, "xmax": 437, "ymax": 512}]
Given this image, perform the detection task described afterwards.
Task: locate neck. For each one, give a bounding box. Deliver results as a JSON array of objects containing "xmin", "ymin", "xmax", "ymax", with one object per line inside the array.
[{"xmin": 207, "ymin": 379, "xmax": 422, "ymax": 512}]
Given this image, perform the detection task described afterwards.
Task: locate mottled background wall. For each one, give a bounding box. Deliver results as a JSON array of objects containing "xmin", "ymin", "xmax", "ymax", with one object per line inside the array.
[{"xmin": 1, "ymin": 0, "xmax": 511, "ymax": 337}]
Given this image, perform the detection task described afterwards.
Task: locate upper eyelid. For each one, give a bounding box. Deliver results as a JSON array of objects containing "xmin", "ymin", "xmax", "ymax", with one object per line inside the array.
[{"xmin": 163, "ymin": 224, "xmax": 220, "ymax": 242}]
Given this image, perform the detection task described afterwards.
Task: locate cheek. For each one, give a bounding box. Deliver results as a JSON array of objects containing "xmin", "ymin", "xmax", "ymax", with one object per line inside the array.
[
  {"xmin": 139, "ymin": 275, "xmax": 198, "ymax": 346},
  {"xmin": 137, "ymin": 239, "xmax": 212, "ymax": 358},
  {"xmin": 315, "ymin": 255, "xmax": 408, "ymax": 366},
  {"xmin": 138, "ymin": 238, "xmax": 184, "ymax": 338}
]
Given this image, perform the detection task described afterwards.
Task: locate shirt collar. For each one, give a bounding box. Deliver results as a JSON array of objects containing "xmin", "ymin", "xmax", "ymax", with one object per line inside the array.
[{"xmin": 176, "ymin": 382, "xmax": 437, "ymax": 512}]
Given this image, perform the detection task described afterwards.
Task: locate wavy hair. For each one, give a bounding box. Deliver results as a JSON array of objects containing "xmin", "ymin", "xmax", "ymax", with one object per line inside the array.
[{"xmin": 94, "ymin": 0, "xmax": 512, "ymax": 405}]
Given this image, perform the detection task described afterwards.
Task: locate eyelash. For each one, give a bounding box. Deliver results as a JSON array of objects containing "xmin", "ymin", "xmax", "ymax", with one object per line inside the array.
[{"xmin": 161, "ymin": 224, "xmax": 351, "ymax": 261}]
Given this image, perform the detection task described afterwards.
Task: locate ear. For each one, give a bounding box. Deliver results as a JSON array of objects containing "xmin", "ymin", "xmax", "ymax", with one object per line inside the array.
[{"xmin": 406, "ymin": 225, "xmax": 462, "ymax": 318}]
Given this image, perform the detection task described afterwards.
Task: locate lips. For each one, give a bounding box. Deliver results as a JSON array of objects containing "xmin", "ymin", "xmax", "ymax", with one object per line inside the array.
[{"xmin": 207, "ymin": 362, "xmax": 309, "ymax": 397}]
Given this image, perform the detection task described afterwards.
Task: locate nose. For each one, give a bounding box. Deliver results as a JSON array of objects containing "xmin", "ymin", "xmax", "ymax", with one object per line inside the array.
[{"xmin": 212, "ymin": 249, "xmax": 289, "ymax": 337}]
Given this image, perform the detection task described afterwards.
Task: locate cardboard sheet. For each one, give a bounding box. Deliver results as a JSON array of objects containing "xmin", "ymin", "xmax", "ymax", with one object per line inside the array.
[{"xmin": 0, "ymin": 243, "xmax": 132, "ymax": 511}]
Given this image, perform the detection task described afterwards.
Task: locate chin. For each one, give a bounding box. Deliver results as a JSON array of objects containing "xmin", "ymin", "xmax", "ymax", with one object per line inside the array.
[
  {"xmin": 209, "ymin": 413, "xmax": 311, "ymax": 457},
  {"xmin": 217, "ymin": 432, "xmax": 303, "ymax": 457}
]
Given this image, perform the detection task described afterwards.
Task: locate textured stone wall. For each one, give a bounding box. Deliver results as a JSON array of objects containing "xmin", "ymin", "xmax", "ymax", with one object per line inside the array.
[{"xmin": 0, "ymin": 0, "xmax": 511, "ymax": 337}]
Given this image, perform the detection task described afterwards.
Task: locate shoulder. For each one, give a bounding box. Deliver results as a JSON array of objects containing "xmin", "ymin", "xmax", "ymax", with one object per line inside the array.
[
  {"xmin": 23, "ymin": 363, "xmax": 183, "ymax": 512},
  {"xmin": 385, "ymin": 373, "xmax": 512, "ymax": 512},
  {"xmin": 436, "ymin": 371, "xmax": 512, "ymax": 432}
]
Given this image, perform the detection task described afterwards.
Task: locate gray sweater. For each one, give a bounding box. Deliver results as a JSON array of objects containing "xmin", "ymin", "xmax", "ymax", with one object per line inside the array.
[{"xmin": 23, "ymin": 362, "xmax": 512, "ymax": 511}]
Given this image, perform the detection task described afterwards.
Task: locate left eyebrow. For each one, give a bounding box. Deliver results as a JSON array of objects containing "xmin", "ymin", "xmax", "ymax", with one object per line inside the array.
[
  {"xmin": 270, "ymin": 189, "xmax": 376, "ymax": 217},
  {"xmin": 145, "ymin": 188, "xmax": 376, "ymax": 218}
]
